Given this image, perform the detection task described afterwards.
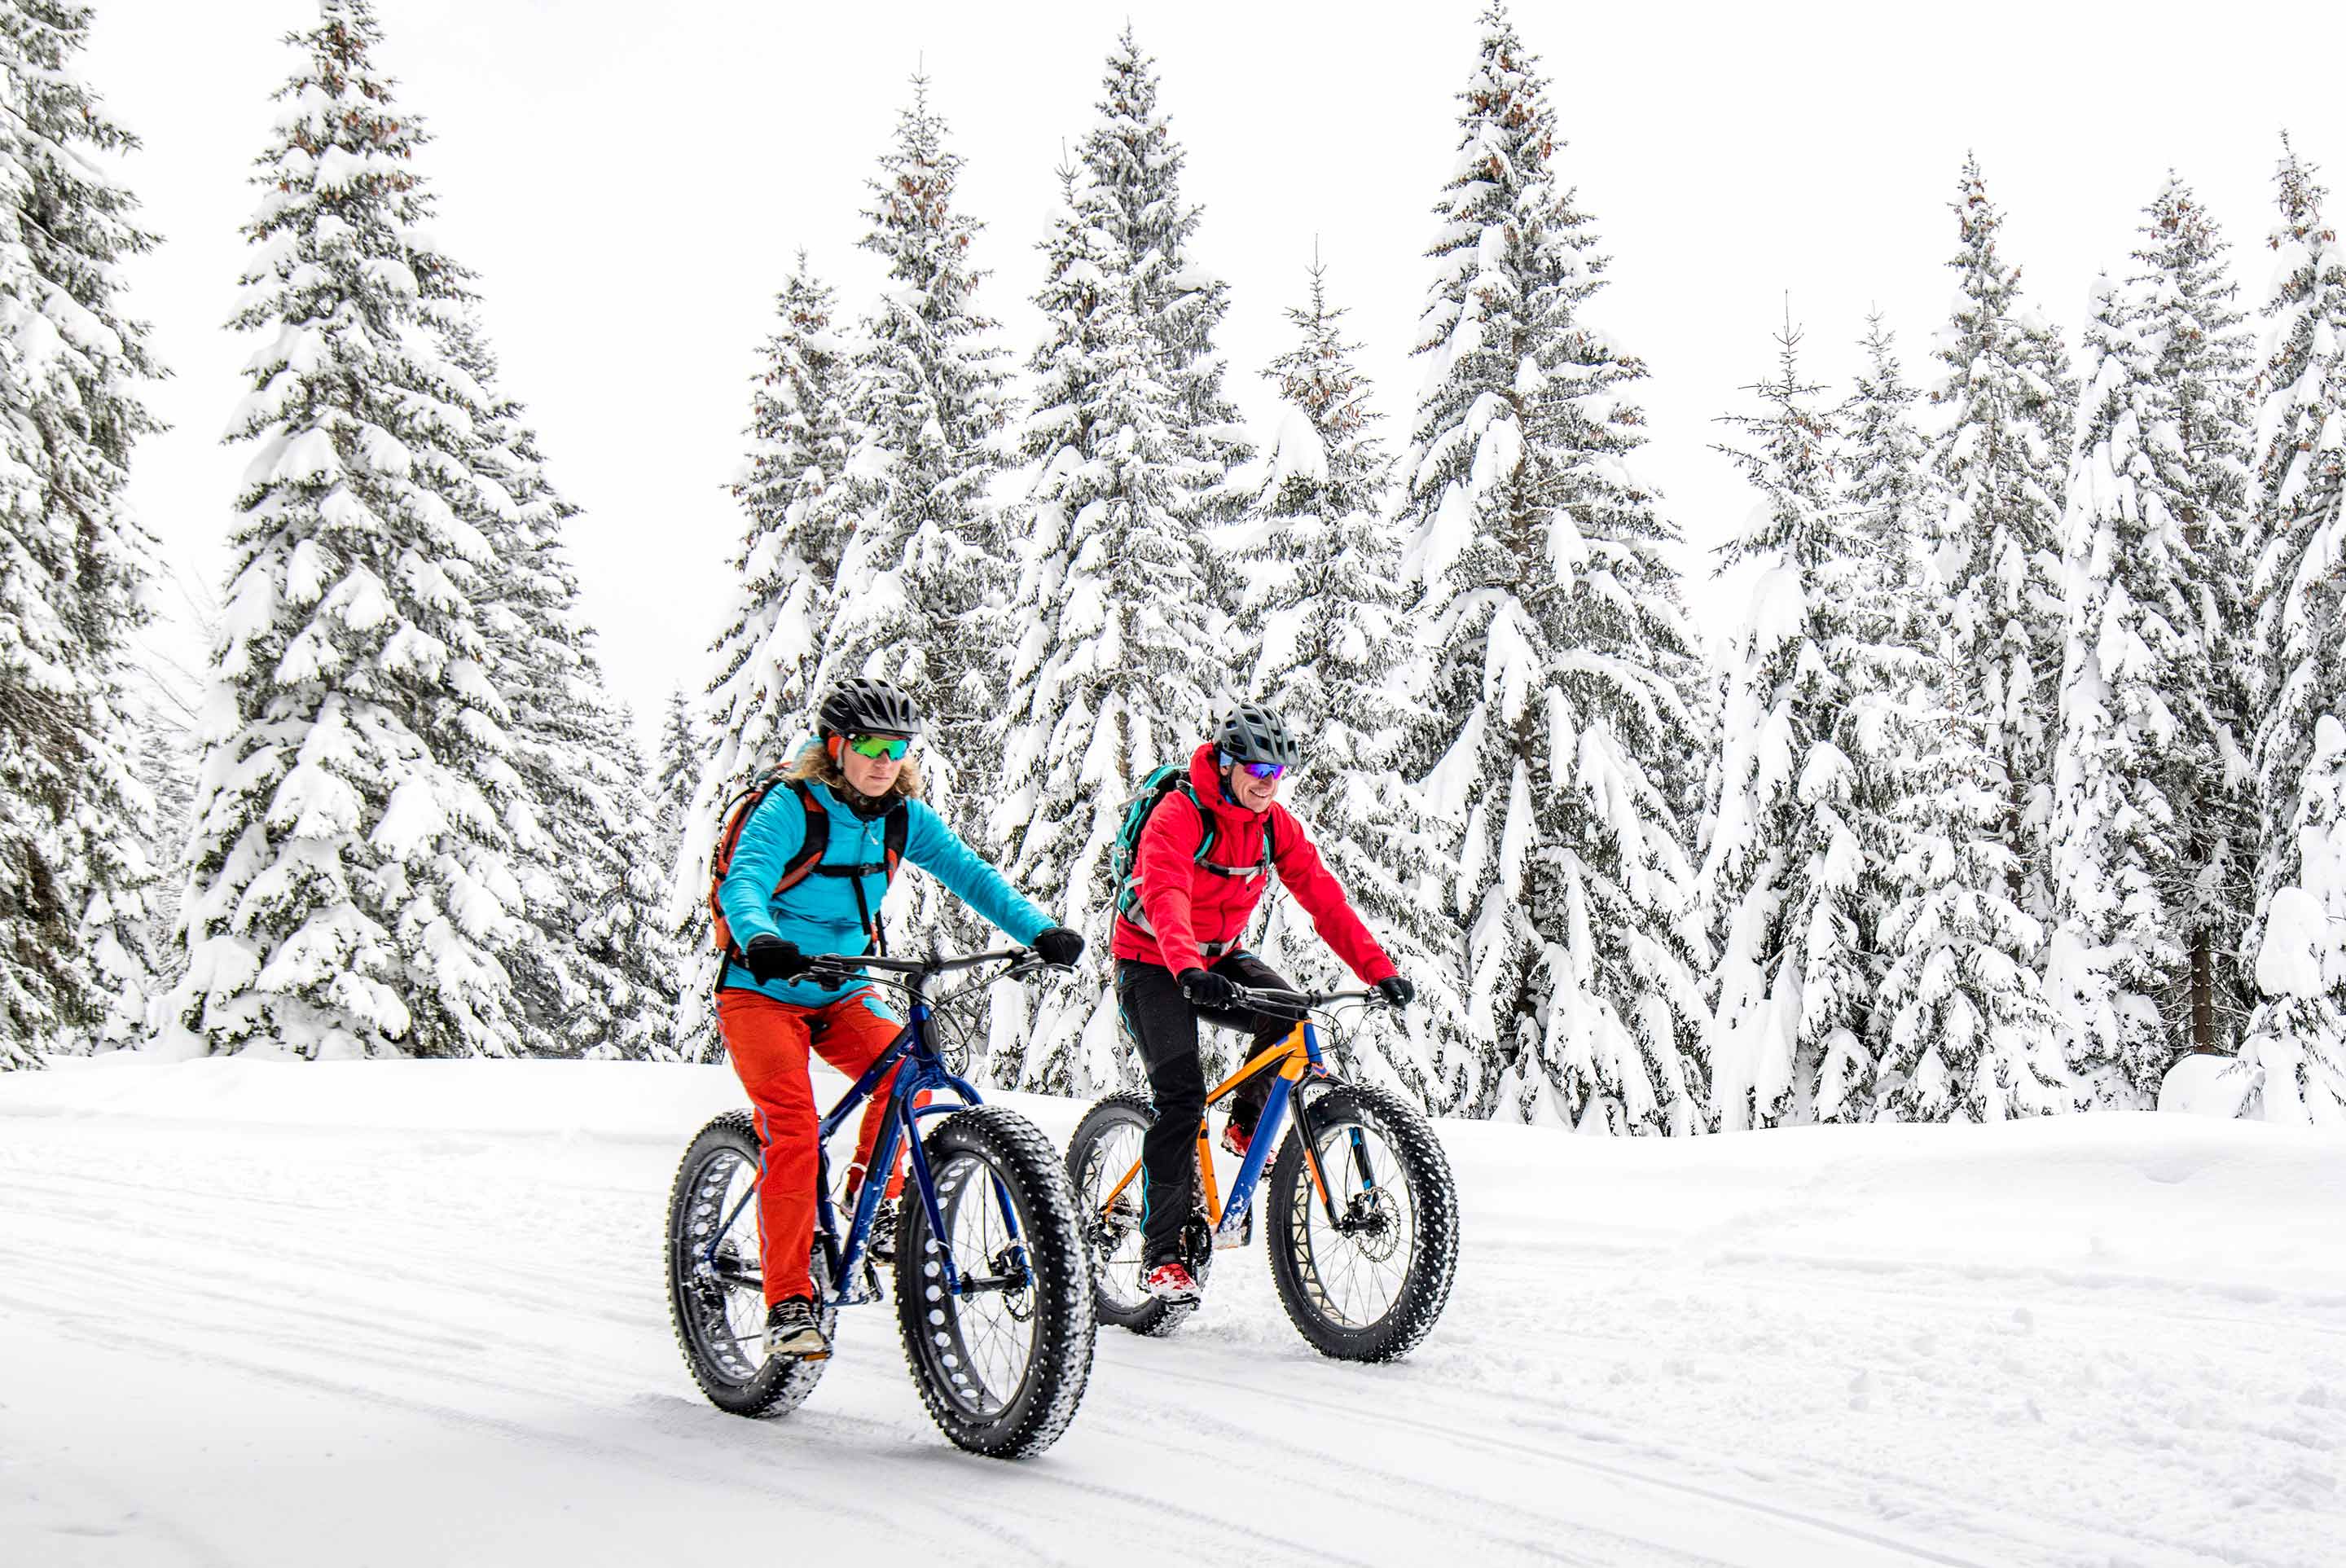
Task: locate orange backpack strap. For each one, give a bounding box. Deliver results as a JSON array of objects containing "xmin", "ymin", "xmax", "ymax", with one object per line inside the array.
[
  {"xmin": 767, "ymin": 781, "xmax": 832, "ymax": 898},
  {"xmin": 707, "ymin": 775, "xmax": 830, "ymax": 963}
]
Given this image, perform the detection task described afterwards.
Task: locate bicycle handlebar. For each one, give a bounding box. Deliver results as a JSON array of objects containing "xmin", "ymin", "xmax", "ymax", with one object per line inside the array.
[
  {"xmin": 1226, "ymin": 983, "xmax": 1384, "ymax": 1021},
  {"xmin": 798, "ymin": 946, "xmax": 1063, "ymax": 986}
]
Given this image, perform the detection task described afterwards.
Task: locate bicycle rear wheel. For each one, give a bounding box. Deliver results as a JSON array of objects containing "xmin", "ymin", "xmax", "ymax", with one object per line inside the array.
[
  {"xmin": 894, "ymin": 1105, "xmax": 1095, "ymax": 1458},
  {"xmin": 1264, "ymin": 1083, "xmax": 1458, "ymax": 1362},
  {"xmin": 666, "ymin": 1110, "xmax": 835, "ymax": 1417},
  {"xmin": 1065, "ymin": 1091, "xmax": 1204, "ymax": 1337}
]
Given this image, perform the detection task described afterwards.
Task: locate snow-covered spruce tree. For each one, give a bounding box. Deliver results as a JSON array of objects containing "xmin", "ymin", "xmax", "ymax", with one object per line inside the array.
[
  {"xmin": 1697, "ymin": 316, "xmax": 1883, "ymax": 1129},
  {"xmin": 170, "ymin": 0, "xmax": 529, "ymax": 1061},
  {"xmin": 670, "ymin": 253, "xmax": 851, "ymax": 1059},
  {"xmin": 2048, "ymin": 182, "xmax": 2256, "ymax": 1105},
  {"xmin": 447, "ymin": 319, "xmax": 677, "ymax": 1058},
  {"xmin": 2044, "ymin": 277, "xmax": 2176, "ymax": 1105},
  {"xmin": 2241, "ymin": 718, "xmax": 2346, "ymax": 1122},
  {"xmin": 2240, "ymin": 136, "xmax": 2346, "ymax": 1121},
  {"xmin": 1398, "ymin": 5, "xmax": 1710, "ymax": 1131},
  {"xmin": 810, "ymin": 75, "xmax": 1013, "ymax": 837},
  {"xmin": 1928, "ymin": 157, "xmax": 2075, "ymax": 952},
  {"xmin": 987, "ymin": 164, "xmax": 1221, "ymax": 1095},
  {"xmin": 1873, "ymin": 643, "xmax": 2068, "ymax": 1122},
  {"xmin": 1080, "ymin": 27, "xmax": 1254, "ymax": 613},
  {"xmin": 1837, "ymin": 314, "xmax": 1938, "ymax": 684},
  {"xmin": 1233, "ymin": 256, "xmax": 1474, "ymax": 1113},
  {"xmin": 652, "ymin": 686, "xmax": 700, "ymax": 867},
  {"xmin": 573, "ymin": 713, "xmax": 684, "ymax": 1062},
  {"xmin": 0, "ymin": 0, "xmax": 166, "ymax": 1065}
]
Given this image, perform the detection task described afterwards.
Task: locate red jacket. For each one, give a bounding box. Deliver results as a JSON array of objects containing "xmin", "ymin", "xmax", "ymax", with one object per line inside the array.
[{"xmin": 1112, "ymin": 743, "xmax": 1397, "ymax": 985}]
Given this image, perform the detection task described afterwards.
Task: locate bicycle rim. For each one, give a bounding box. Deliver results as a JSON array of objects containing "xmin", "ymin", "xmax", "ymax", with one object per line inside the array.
[
  {"xmin": 1073, "ymin": 1120, "xmax": 1151, "ymax": 1315},
  {"xmin": 1288, "ymin": 1115, "xmax": 1421, "ymax": 1330},
  {"xmin": 678, "ymin": 1144, "xmax": 772, "ymax": 1381},
  {"xmin": 914, "ymin": 1148, "xmax": 1042, "ymax": 1420}
]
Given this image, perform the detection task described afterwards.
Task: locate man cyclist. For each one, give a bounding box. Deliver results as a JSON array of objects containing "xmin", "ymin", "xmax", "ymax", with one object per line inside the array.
[
  {"xmin": 1113, "ymin": 701, "xmax": 1415, "ymax": 1306},
  {"xmin": 715, "ymin": 676, "xmax": 1083, "ymax": 1359}
]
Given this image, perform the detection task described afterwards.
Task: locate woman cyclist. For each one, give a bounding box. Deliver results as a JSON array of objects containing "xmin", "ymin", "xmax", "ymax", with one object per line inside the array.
[
  {"xmin": 1114, "ymin": 701, "xmax": 1415, "ymax": 1307},
  {"xmin": 715, "ymin": 676, "xmax": 1083, "ymax": 1359}
]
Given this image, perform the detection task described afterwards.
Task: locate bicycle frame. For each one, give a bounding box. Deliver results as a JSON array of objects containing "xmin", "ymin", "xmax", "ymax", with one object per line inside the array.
[
  {"xmin": 702, "ymin": 966, "xmax": 1031, "ymax": 1311},
  {"xmin": 1096, "ymin": 1012, "xmax": 1370, "ymax": 1245}
]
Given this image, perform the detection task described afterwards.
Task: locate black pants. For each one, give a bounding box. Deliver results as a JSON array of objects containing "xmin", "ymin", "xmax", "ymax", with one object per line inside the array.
[{"xmin": 1116, "ymin": 951, "xmax": 1296, "ymax": 1267}]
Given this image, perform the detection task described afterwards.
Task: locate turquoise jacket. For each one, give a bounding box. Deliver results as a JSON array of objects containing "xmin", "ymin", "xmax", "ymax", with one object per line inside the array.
[{"xmin": 717, "ymin": 778, "xmax": 1052, "ymax": 1007}]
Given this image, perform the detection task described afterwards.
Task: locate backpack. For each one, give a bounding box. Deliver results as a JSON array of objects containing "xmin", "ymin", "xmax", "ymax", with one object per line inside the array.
[
  {"xmin": 707, "ymin": 771, "xmax": 909, "ymax": 964},
  {"xmin": 1109, "ymin": 762, "xmax": 1273, "ymax": 951}
]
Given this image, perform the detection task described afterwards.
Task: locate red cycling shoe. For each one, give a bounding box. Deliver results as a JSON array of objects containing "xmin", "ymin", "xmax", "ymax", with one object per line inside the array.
[{"xmin": 1140, "ymin": 1261, "xmax": 1202, "ymax": 1304}]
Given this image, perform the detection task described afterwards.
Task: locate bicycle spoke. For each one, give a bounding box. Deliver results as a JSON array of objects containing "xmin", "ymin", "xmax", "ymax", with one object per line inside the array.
[{"xmin": 1294, "ymin": 1113, "xmax": 1417, "ymax": 1331}]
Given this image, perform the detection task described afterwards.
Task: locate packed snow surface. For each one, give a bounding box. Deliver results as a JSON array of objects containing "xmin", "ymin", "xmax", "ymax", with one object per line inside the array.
[{"xmin": 4, "ymin": 1059, "xmax": 2341, "ymax": 1566}]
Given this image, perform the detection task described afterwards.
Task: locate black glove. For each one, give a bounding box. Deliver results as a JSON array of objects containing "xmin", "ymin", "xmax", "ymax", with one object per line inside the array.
[
  {"xmin": 1180, "ymin": 967, "xmax": 1241, "ymax": 1012},
  {"xmin": 1375, "ymin": 974, "xmax": 1416, "ymax": 1009},
  {"xmin": 1032, "ymin": 926, "xmax": 1084, "ymax": 967},
  {"xmin": 742, "ymin": 934, "xmax": 810, "ymax": 986}
]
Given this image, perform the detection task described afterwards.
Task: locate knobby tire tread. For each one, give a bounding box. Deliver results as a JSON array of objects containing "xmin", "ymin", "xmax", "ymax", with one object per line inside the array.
[
  {"xmin": 1265, "ymin": 1083, "xmax": 1459, "ymax": 1363},
  {"xmin": 1066, "ymin": 1091, "xmax": 1197, "ymax": 1337},
  {"xmin": 665, "ymin": 1109, "xmax": 833, "ymax": 1418},
  {"xmin": 894, "ymin": 1105, "xmax": 1096, "ymax": 1459}
]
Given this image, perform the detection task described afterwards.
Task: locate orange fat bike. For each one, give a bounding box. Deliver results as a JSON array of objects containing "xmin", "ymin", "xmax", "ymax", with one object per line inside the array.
[{"xmin": 1065, "ymin": 983, "xmax": 1459, "ymax": 1362}]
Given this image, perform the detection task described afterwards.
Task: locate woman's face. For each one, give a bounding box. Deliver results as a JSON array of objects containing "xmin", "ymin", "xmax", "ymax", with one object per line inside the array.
[{"xmin": 837, "ymin": 735, "xmax": 907, "ymax": 798}]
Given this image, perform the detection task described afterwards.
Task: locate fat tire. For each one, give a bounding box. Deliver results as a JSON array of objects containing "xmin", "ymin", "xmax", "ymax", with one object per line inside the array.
[
  {"xmin": 665, "ymin": 1109, "xmax": 835, "ymax": 1418},
  {"xmin": 1065, "ymin": 1091, "xmax": 1202, "ymax": 1337},
  {"xmin": 1265, "ymin": 1083, "xmax": 1458, "ymax": 1363},
  {"xmin": 894, "ymin": 1105, "xmax": 1096, "ymax": 1459}
]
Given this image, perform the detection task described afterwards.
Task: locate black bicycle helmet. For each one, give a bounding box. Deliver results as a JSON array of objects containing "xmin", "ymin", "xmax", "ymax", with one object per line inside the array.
[
  {"xmin": 1215, "ymin": 701, "xmax": 1303, "ymax": 766},
  {"xmin": 816, "ymin": 675, "xmax": 925, "ymax": 740}
]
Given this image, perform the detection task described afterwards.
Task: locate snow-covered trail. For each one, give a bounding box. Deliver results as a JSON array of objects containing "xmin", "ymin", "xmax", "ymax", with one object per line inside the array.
[{"xmin": 3, "ymin": 1061, "xmax": 2341, "ymax": 1567}]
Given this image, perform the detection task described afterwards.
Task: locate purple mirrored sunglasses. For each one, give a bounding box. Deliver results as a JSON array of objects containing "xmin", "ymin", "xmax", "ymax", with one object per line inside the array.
[{"xmin": 1220, "ymin": 752, "xmax": 1287, "ymax": 781}]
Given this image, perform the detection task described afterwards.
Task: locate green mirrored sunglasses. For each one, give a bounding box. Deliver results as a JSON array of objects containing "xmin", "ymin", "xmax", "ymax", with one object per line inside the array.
[{"xmin": 847, "ymin": 733, "xmax": 911, "ymax": 762}]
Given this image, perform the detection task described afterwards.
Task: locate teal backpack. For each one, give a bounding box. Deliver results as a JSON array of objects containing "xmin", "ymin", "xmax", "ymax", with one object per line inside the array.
[{"xmin": 1109, "ymin": 762, "xmax": 1273, "ymax": 947}]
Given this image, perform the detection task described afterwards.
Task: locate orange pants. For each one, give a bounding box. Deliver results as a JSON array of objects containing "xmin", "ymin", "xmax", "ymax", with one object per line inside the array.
[{"xmin": 718, "ymin": 986, "xmax": 920, "ymax": 1304}]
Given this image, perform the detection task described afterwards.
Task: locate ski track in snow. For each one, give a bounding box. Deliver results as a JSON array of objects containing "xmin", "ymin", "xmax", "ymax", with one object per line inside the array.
[{"xmin": 2, "ymin": 1062, "xmax": 2341, "ymax": 1567}]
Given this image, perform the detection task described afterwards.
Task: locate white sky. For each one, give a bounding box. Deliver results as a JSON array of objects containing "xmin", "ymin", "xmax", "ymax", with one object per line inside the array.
[{"xmin": 81, "ymin": 0, "xmax": 2344, "ymax": 744}]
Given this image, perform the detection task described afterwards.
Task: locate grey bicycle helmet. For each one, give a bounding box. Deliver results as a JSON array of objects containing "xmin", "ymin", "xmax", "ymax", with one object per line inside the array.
[
  {"xmin": 1215, "ymin": 701, "xmax": 1303, "ymax": 766},
  {"xmin": 816, "ymin": 675, "xmax": 925, "ymax": 739}
]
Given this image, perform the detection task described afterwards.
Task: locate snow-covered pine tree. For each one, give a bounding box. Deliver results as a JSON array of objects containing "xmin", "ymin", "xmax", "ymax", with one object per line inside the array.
[
  {"xmin": 1233, "ymin": 255, "xmax": 1475, "ymax": 1113},
  {"xmin": 1398, "ymin": 5, "xmax": 1710, "ymax": 1131},
  {"xmin": 170, "ymin": 0, "xmax": 529, "ymax": 1061},
  {"xmin": 810, "ymin": 74, "xmax": 1013, "ymax": 841},
  {"xmin": 1837, "ymin": 314, "xmax": 1938, "ymax": 685},
  {"xmin": 2242, "ymin": 717, "xmax": 2346, "ymax": 1123},
  {"xmin": 0, "ymin": 0, "xmax": 165, "ymax": 1065},
  {"xmin": 652, "ymin": 686, "xmax": 700, "ymax": 867},
  {"xmin": 447, "ymin": 319, "xmax": 676, "ymax": 1058},
  {"xmin": 2239, "ymin": 135, "xmax": 2346, "ymax": 1122},
  {"xmin": 987, "ymin": 163, "xmax": 1221, "ymax": 1095},
  {"xmin": 573, "ymin": 711, "xmax": 684, "ymax": 1061},
  {"xmin": 670, "ymin": 253, "xmax": 852, "ymax": 1059},
  {"xmin": 1874, "ymin": 643, "xmax": 2069, "ymax": 1122},
  {"xmin": 2047, "ymin": 180, "xmax": 2256, "ymax": 1105},
  {"xmin": 2044, "ymin": 276, "xmax": 2175, "ymax": 1105},
  {"xmin": 1080, "ymin": 27, "xmax": 1254, "ymax": 613},
  {"xmin": 1697, "ymin": 314, "xmax": 1880, "ymax": 1129},
  {"xmin": 1928, "ymin": 157, "xmax": 2075, "ymax": 953}
]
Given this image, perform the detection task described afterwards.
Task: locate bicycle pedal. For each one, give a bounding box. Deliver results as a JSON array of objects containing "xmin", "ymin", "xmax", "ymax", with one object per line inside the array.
[{"xmin": 1213, "ymin": 1206, "xmax": 1254, "ymax": 1250}]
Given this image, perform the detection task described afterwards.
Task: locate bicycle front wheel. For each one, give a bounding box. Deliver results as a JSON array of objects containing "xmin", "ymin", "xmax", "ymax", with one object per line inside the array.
[
  {"xmin": 666, "ymin": 1109, "xmax": 836, "ymax": 1417},
  {"xmin": 894, "ymin": 1105, "xmax": 1096, "ymax": 1458},
  {"xmin": 1265, "ymin": 1083, "xmax": 1459, "ymax": 1363}
]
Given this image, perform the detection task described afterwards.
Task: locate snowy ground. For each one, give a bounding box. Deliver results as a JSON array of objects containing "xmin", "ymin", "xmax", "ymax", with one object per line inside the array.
[{"xmin": 2, "ymin": 1060, "xmax": 2341, "ymax": 1567}]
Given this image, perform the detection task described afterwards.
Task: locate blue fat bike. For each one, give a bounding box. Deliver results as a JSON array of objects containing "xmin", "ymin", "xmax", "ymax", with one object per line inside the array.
[
  {"xmin": 1065, "ymin": 984, "xmax": 1460, "ymax": 1363},
  {"xmin": 665, "ymin": 947, "xmax": 1096, "ymax": 1459}
]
